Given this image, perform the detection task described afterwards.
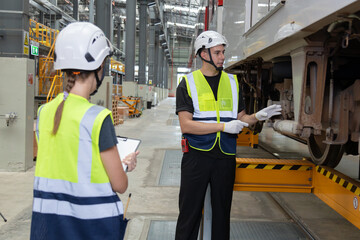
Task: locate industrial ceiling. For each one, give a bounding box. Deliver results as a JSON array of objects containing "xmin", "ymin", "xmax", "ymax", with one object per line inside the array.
[{"xmin": 29, "ymin": 0, "xmax": 205, "ymax": 68}]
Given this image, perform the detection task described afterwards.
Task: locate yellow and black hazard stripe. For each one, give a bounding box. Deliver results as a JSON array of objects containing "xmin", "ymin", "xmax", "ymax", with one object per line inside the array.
[
  {"xmin": 239, "ymin": 129, "xmax": 259, "ymax": 135},
  {"xmin": 316, "ymin": 166, "xmax": 360, "ymax": 196},
  {"xmin": 237, "ymin": 163, "xmax": 312, "ymax": 171}
]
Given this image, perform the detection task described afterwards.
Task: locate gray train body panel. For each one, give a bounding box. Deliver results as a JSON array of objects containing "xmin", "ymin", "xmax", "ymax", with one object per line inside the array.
[{"xmin": 208, "ymin": 0, "xmax": 360, "ymax": 166}]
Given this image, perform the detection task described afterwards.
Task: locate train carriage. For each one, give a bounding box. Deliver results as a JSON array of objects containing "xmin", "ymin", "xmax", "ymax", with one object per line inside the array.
[{"xmin": 206, "ymin": 0, "xmax": 360, "ymax": 167}]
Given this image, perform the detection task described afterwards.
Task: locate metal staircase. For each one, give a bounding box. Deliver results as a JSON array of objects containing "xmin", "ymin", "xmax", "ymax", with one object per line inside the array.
[{"xmin": 29, "ymin": 19, "xmax": 63, "ymax": 102}]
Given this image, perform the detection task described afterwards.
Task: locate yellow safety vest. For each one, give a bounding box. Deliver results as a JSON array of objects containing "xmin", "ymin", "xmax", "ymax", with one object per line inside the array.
[
  {"xmin": 31, "ymin": 93, "xmax": 126, "ymax": 240},
  {"xmin": 183, "ymin": 70, "xmax": 239, "ymax": 155}
]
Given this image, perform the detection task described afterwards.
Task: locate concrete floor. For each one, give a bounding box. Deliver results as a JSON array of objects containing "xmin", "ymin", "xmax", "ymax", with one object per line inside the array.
[{"xmin": 0, "ymin": 97, "xmax": 360, "ymax": 239}]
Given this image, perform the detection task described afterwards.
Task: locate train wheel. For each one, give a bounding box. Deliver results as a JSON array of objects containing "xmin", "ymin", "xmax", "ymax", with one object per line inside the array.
[{"xmin": 307, "ymin": 134, "xmax": 345, "ymax": 168}]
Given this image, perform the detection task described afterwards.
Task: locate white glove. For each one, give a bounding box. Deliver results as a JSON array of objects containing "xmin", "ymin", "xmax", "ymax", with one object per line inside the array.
[
  {"xmin": 223, "ymin": 120, "xmax": 249, "ymax": 134},
  {"xmin": 255, "ymin": 104, "xmax": 282, "ymax": 121}
]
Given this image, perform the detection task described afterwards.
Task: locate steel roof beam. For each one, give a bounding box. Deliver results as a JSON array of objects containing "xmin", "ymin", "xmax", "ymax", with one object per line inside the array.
[{"xmin": 32, "ymin": 0, "xmax": 76, "ymax": 23}]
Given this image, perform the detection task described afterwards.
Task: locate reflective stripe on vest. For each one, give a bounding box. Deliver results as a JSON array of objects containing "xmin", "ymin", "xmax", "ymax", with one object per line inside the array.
[
  {"xmin": 184, "ymin": 70, "xmax": 239, "ymax": 154},
  {"xmin": 34, "ymin": 93, "xmax": 123, "ymax": 221},
  {"xmin": 33, "ymin": 193, "xmax": 123, "ymax": 219},
  {"xmin": 35, "ymin": 105, "xmax": 44, "ymax": 141},
  {"xmin": 78, "ymin": 105, "xmax": 105, "ymax": 182}
]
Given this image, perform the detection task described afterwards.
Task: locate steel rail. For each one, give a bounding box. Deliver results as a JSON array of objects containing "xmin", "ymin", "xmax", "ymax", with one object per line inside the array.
[{"xmin": 258, "ymin": 143, "xmax": 319, "ymax": 240}]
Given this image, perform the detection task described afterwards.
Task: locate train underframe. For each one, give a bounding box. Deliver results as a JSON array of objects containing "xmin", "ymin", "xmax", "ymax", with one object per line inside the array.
[{"xmin": 235, "ymin": 18, "xmax": 360, "ymax": 167}]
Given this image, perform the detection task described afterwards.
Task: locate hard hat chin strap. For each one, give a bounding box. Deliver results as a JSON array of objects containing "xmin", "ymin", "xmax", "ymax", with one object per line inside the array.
[
  {"xmin": 90, "ymin": 67, "xmax": 106, "ymax": 96},
  {"xmin": 199, "ymin": 48, "xmax": 223, "ymax": 72}
]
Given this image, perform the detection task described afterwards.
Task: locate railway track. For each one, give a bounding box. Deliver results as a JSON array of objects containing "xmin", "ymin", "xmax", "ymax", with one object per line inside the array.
[{"xmin": 256, "ymin": 144, "xmax": 318, "ymax": 239}]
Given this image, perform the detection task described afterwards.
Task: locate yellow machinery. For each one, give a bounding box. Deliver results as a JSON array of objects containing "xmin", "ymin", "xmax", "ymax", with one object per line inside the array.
[
  {"xmin": 234, "ymin": 158, "xmax": 314, "ymax": 193},
  {"xmin": 110, "ymin": 58, "xmax": 125, "ymax": 96},
  {"xmin": 237, "ymin": 127, "xmax": 258, "ymax": 148},
  {"xmin": 119, "ymin": 96, "xmax": 142, "ymax": 118},
  {"xmin": 110, "ymin": 58, "xmax": 125, "ymax": 75},
  {"xmin": 234, "ymin": 157, "xmax": 360, "ymax": 229},
  {"xmin": 29, "ymin": 19, "xmax": 62, "ymax": 102},
  {"xmin": 233, "ymin": 129, "xmax": 360, "ymax": 229}
]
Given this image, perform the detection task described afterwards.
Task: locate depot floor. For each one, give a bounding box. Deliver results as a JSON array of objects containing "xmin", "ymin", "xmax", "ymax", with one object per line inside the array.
[{"xmin": 0, "ymin": 97, "xmax": 359, "ymax": 240}]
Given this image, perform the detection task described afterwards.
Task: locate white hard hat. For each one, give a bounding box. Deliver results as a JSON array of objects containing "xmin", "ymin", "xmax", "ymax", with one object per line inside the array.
[
  {"xmin": 54, "ymin": 22, "xmax": 112, "ymax": 70},
  {"xmin": 194, "ymin": 30, "xmax": 228, "ymax": 55}
]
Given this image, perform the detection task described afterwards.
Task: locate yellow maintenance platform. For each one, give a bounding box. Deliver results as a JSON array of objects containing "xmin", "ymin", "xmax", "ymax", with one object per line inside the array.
[
  {"xmin": 234, "ymin": 157, "xmax": 360, "ymax": 229},
  {"xmin": 234, "ymin": 127, "xmax": 360, "ymax": 229}
]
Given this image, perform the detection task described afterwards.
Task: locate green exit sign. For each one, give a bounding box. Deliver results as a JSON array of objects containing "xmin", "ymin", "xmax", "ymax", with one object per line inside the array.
[{"xmin": 31, "ymin": 45, "xmax": 39, "ymax": 56}]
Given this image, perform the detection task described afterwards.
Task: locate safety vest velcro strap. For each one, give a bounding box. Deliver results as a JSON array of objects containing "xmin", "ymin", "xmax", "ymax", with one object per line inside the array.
[
  {"xmin": 219, "ymin": 117, "xmax": 237, "ymax": 122},
  {"xmin": 192, "ymin": 117, "xmax": 236, "ymax": 123},
  {"xmin": 193, "ymin": 117, "xmax": 217, "ymax": 121}
]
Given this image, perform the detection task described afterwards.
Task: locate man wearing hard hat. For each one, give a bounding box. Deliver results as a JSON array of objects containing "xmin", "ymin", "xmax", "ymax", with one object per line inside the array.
[{"xmin": 175, "ymin": 30, "xmax": 282, "ymax": 240}]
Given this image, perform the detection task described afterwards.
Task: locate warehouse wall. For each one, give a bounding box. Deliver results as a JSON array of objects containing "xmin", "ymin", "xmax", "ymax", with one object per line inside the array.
[{"xmin": 0, "ymin": 58, "xmax": 35, "ymax": 171}]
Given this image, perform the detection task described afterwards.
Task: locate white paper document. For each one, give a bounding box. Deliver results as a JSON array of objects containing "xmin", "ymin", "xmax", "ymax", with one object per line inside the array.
[{"xmin": 116, "ymin": 136, "xmax": 141, "ymax": 172}]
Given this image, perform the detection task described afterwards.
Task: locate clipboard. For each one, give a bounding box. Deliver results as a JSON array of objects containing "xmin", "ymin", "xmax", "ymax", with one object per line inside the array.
[{"xmin": 116, "ymin": 136, "xmax": 141, "ymax": 172}]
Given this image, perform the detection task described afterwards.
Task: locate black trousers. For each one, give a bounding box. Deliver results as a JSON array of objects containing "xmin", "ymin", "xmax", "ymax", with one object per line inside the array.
[{"xmin": 175, "ymin": 149, "xmax": 236, "ymax": 240}]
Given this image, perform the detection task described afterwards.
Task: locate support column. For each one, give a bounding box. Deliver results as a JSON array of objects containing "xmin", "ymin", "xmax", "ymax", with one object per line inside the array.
[
  {"xmin": 39, "ymin": 11, "xmax": 44, "ymax": 24},
  {"xmin": 165, "ymin": 56, "xmax": 169, "ymax": 99},
  {"xmin": 169, "ymin": 36, "xmax": 176, "ymax": 97},
  {"xmin": 147, "ymin": 24, "xmax": 156, "ymax": 108},
  {"xmin": 152, "ymin": 33, "xmax": 159, "ymax": 106},
  {"xmin": 55, "ymin": 19, "xmax": 60, "ymax": 30},
  {"xmin": 164, "ymin": 61, "xmax": 169, "ymax": 98},
  {"xmin": 160, "ymin": 47, "xmax": 165, "ymax": 101},
  {"xmin": 95, "ymin": 0, "xmax": 112, "ymax": 79},
  {"xmin": 156, "ymin": 42, "xmax": 163, "ymax": 104},
  {"xmin": 72, "ymin": 0, "xmax": 79, "ymax": 20},
  {"xmin": 116, "ymin": 22, "xmax": 121, "ymax": 61},
  {"xmin": 154, "ymin": 35, "xmax": 159, "ymax": 88},
  {"xmin": 168, "ymin": 55, "xmax": 177, "ymax": 97},
  {"xmin": 95, "ymin": 0, "xmax": 112, "ymax": 39},
  {"xmin": 122, "ymin": 20, "xmax": 126, "ymax": 52},
  {"xmin": 89, "ymin": 0, "xmax": 95, "ymax": 23},
  {"xmin": 124, "ymin": 0, "xmax": 137, "ymax": 97},
  {"xmin": 138, "ymin": 0, "xmax": 148, "ymax": 105},
  {"xmin": 93, "ymin": 0, "xmax": 112, "ymax": 107}
]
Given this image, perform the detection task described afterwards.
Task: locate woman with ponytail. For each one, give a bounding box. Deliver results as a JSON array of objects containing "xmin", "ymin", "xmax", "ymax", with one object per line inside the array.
[{"xmin": 30, "ymin": 22, "xmax": 138, "ymax": 240}]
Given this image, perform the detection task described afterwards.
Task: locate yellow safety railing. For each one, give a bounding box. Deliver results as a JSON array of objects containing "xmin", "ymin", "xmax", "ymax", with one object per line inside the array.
[
  {"xmin": 30, "ymin": 19, "xmax": 63, "ymax": 101},
  {"xmin": 47, "ymin": 73, "xmax": 64, "ymax": 102},
  {"xmin": 38, "ymin": 41, "xmax": 62, "ymax": 97},
  {"xmin": 29, "ymin": 19, "xmax": 59, "ymax": 48}
]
